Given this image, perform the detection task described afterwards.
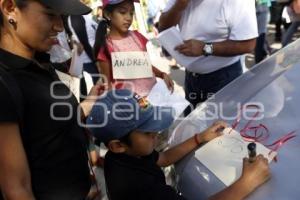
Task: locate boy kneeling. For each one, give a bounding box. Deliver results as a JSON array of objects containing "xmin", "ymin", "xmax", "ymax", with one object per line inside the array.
[{"xmin": 87, "ymin": 89, "xmax": 270, "ymax": 200}]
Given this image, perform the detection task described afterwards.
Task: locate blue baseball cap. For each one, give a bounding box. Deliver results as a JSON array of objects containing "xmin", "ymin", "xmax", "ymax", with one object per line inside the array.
[{"xmin": 86, "ymin": 89, "xmax": 174, "ymax": 144}]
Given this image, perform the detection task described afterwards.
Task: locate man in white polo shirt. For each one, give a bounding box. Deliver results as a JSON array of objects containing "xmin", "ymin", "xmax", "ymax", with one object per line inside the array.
[{"xmin": 159, "ymin": 0, "xmax": 258, "ymax": 115}]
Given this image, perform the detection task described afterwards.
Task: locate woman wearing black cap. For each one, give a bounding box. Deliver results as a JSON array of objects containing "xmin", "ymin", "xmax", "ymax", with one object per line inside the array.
[{"xmin": 0, "ymin": 0, "xmax": 102, "ymax": 199}]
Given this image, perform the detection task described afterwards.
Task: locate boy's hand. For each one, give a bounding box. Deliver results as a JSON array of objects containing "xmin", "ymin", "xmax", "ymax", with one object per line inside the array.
[
  {"xmin": 239, "ymin": 155, "xmax": 271, "ymax": 193},
  {"xmin": 198, "ymin": 121, "xmax": 227, "ymax": 143}
]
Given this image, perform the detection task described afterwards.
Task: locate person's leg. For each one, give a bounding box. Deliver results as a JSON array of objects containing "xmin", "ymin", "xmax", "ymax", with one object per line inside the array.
[
  {"xmin": 275, "ymin": 3, "xmax": 285, "ymax": 42},
  {"xmin": 204, "ymin": 61, "xmax": 243, "ymax": 97},
  {"xmin": 184, "ymin": 71, "xmax": 206, "ymax": 116},
  {"xmin": 282, "ymin": 21, "xmax": 300, "ymax": 47},
  {"xmin": 270, "ymin": 1, "xmax": 277, "ymax": 24},
  {"xmin": 183, "ymin": 61, "xmax": 242, "ymax": 116},
  {"xmin": 255, "ymin": 33, "xmax": 267, "ymax": 63},
  {"xmin": 255, "ymin": 6, "xmax": 269, "ymax": 63}
]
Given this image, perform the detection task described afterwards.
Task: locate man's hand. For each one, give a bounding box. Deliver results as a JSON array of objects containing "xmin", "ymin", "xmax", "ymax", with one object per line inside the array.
[
  {"xmin": 198, "ymin": 121, "xmax": 227, "ymax": 143},
  {"xmin": 239, "ymin": 155, "xmax": 271, "ymax": 193},
  {"xmin": 175, "ymin": 39, "xmax": 205, "ymax": 57}
]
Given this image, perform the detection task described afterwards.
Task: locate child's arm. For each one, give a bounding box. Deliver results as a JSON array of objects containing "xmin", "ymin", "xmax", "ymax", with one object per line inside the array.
[
  {"xmin": 209, "ymin": 155, "xmax": 270, "ymax": 200},
  {"xmin": 157, "ymin": 121, "xmax": 227, "ymax": 167},
  {"xmin": 152, "ymin": 66, "xmax": 174, "ymax": 92}
]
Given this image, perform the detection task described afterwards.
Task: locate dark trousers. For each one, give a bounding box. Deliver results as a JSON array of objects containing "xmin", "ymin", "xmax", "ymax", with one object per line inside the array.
[
  {"xmin": 184, "ymin": 61, "xmax": 242, "ymax": 116},
  {"xmin": 255, "ymin": 33, "xmax": 268, "ymax": 63},
  {"xmin": 282, "ymin": 21, "xmax": 300, "ymax": 47},
  {"xmin": 270, "ymin": 2, "xmax": 291, "ymax": 41}
]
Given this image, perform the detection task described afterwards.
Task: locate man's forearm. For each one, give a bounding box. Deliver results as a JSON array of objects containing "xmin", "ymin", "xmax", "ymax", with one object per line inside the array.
[
  {"xmin": 175, "ymin": 38, "xmax": 257, "ymax": 57},
  {"xmin": 159, "ymin": 3, "xmax": 185, "ymax": 31},
  {"xmin": 212, "ymin": 39, "xmax": 256, "ymax": 57}
]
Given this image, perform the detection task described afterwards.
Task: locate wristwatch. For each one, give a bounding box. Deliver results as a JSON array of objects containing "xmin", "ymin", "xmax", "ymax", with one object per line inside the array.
[{"xmin": 203, "ymin": 43, "xmax": 213, "ymax": 56}]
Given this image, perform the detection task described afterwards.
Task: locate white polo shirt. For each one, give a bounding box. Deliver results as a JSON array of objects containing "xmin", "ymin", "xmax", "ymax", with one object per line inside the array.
[{"xmin": 163, "ymin": 0, "xmax": 258, "ymax": 74}]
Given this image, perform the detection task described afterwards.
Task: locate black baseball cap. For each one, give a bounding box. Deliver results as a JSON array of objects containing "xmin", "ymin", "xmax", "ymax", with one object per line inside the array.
[{"xmin": 40, "ymin": 0, "xmax": 92, "ymax": 15}]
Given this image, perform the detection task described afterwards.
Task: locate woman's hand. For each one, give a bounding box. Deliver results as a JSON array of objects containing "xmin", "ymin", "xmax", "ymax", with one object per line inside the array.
[
  {"xmin": 80, "ymin": 84, "xmax": 107, "ymax": 119},
  {"xmin": 162, "ymin": 73, "xmax": 174, "ymax": 93},
  {"xmin": 197, "ymin": 121, "xmax": 227, "ymax": 143},
  {"xmin": 86, "ymin": 84, "xmax": 107, "ymax": 100}
]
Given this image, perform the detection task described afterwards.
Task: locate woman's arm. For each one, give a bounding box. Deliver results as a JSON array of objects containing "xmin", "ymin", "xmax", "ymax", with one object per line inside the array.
[
  {"xmin": 0, "ymin": 123, "xmax": 35, "ymax": 200},
  {"xmin": 79, "ymin": 58, "xmax": 112, "ymax": 120},
  {"xmin": 79, "ymin": 61, "xmax": 111, "ymax": 119},
  {"xmin": 79, "ymin": 83, "xmax": 106, "ymax": 119}
]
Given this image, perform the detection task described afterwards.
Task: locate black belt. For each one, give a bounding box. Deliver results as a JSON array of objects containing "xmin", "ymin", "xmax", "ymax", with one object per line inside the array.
[
  {"xmin": 186, "ymin": 61, "xmax": 241, "ymax": 78},
  {"xmin": 186, "ymin": 71, "xmax": 203, "ymax": 77}
]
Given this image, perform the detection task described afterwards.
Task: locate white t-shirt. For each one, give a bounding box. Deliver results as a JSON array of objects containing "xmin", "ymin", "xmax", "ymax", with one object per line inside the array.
[
  {"xmin": 68, "ymin": 14, "xmax": 98, "ymax": 64},
  {"xmin": 163, "ymin": 0, "xmax": 258, "ymax": 74}
]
